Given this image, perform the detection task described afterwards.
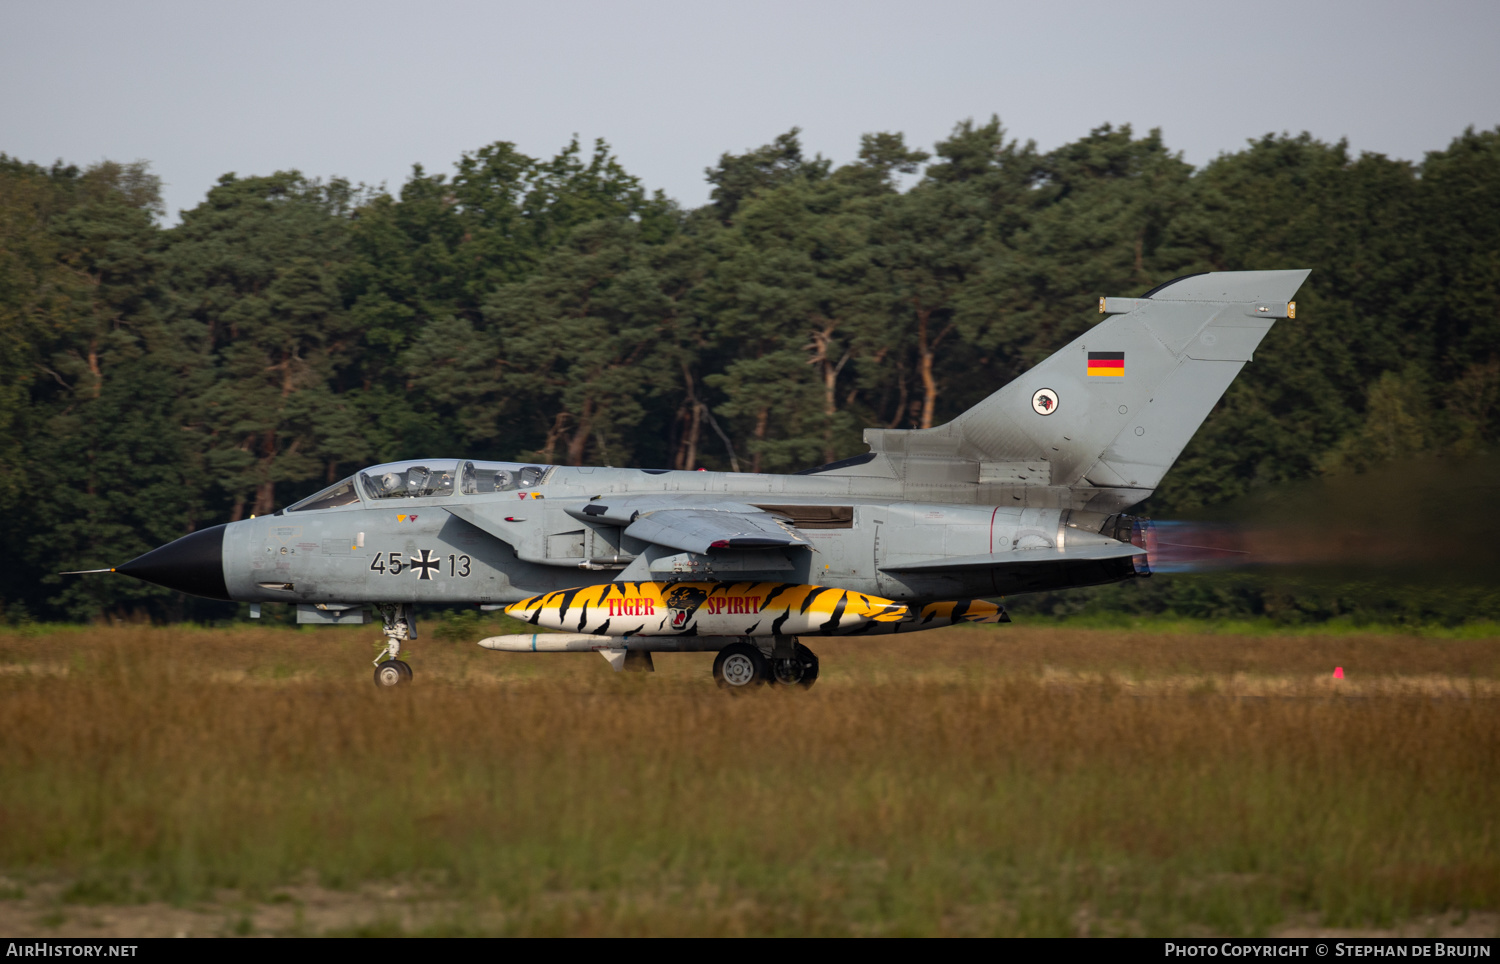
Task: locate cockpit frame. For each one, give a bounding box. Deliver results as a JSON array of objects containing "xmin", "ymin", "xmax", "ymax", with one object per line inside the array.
[{"xmin": 284, "ymin": 459, "xmax": 554, "ymax": 513}]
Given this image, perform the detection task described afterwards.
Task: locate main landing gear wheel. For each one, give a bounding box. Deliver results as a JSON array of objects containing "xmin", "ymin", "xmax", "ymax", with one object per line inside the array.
[
  {"xmin": 373, "ymin": 660, "xmax": 412, "ymax": 687},
  {"xmin": 770, "ymin": 643, "xmax": 819, "ymax": 689},
  {"xmin": 713, "ymin": 642, "xmax": 769, "ymax": 692}
]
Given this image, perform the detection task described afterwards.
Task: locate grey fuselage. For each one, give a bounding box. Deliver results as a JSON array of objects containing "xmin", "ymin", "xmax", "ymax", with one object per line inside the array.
[{"xmin": 227, "ymin": 465, "xmax": 1138, "ymax": 608}]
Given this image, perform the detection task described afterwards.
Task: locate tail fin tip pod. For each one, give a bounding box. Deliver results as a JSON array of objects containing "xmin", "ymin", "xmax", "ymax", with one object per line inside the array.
[{"xmin": 857, "ymin": 269, "xmax": 1311, "ymax": 512}]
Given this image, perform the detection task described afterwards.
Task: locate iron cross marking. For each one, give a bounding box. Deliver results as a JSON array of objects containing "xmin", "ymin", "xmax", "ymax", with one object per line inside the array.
[{"xmin": 412, "ymin": 548, "xmax": 441, "ymax": 580}]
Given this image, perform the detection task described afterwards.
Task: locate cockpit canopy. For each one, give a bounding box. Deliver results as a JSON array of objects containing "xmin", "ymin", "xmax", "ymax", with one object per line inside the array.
[
  {"xmin": 284, "ymin": 459, "xmax": 552, "ymax": 512},
  {"xmin": 361, "ymin": 461, "xmax": 459, "ymax": 499},
  {"xmin": 457, "ymin": 460, "xmax": 549, "ymax": 494}
]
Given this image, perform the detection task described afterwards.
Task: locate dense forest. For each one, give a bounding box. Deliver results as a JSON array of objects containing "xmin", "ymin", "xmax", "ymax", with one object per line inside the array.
[{"xmin": 2, "ymin": 120, "xmax": 1497, "ymax": 623}]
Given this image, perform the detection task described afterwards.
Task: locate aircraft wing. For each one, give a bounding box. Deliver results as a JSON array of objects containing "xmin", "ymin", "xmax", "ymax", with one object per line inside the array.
[
  {"xmin": 563, "ymin": 497, "xmax": 814, "ymax": 555},
  {"xmin": 622, "ymin": 504, "xmax": 814, "ymax": 555},
  {"xmin": 441, "ymin": 498, "xmax": 811, "ymax": 562},
  {"xmin": 882, "ymin": 542, "xmax": 1144, "ymax": 572}
]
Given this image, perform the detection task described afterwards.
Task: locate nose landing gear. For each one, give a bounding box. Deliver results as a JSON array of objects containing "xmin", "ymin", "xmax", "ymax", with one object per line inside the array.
[
  {"xmin": 372, "ymin": 604, "xmax": 416, "ymax": 687},
  {"xmin": 373, "ymin": 659, "xmax": 412, "ymax": 687}
]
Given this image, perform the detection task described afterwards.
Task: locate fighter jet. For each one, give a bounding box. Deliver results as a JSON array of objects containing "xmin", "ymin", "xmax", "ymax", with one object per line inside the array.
[{"xmin": 95, "ymin": 270, "xmax": 1308, "ymax": 689}]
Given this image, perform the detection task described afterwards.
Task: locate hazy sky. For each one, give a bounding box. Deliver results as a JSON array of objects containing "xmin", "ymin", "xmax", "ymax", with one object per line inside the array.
[{"xmin": 4, "ymin": 0, "xmax": 1498, "ymax": 220}]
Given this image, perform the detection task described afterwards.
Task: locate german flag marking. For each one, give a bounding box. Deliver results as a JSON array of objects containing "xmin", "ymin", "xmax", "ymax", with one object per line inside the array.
[{"xmin": 1087, "ymin": 351, "xmax": 1125, "ymax": 376}]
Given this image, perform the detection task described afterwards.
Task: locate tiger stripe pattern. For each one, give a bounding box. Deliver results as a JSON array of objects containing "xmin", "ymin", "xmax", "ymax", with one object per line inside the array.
[{"xmin": 504, "ymin": 581, "xmax": 910, "ymax": 637}]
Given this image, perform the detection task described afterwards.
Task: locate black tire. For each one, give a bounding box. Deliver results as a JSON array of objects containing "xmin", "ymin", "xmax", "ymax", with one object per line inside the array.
[
  {"xmin": 373, "ymin": 660, "xmax": 409, "ymax": 687},
  {"xmin": 770, "ymin": 643, "xmax": 819, "ymax": 689},
  {"xmin": 712, "ymin": 642, "xmax": 769, "ymax": 691}
]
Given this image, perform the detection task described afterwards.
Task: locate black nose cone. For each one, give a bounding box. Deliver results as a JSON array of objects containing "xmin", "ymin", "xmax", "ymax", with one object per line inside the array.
[{"xmin": 117, "ymin": 524, "xmax": 230, "ymax": 600}]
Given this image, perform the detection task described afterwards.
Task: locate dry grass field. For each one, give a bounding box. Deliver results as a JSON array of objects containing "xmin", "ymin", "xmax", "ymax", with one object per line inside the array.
[{"xmin": 0, "ymin": 619, "xmax": 1496, "ymax": 937}]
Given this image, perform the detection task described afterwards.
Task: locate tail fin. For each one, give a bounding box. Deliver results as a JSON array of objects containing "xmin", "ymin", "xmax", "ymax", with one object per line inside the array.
[{"xmin": 859, "ymin": 270, "xmax": 1310, "ymax": 511}]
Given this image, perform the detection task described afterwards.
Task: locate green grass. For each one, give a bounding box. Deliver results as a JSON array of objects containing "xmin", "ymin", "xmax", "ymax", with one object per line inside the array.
[
  {"xmin": 0, "ymin": 623, "xmax": 1495, "ymax": 936},
  {"xmin": 1041, "ymin": 614, "xmax": 1500, "ymax": 639}
]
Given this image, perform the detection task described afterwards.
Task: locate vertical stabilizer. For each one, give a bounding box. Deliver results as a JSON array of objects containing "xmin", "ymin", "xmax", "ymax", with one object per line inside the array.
[{"xmin": 861, "ymin": 270, "xmax": 1310, "ymax": 510}]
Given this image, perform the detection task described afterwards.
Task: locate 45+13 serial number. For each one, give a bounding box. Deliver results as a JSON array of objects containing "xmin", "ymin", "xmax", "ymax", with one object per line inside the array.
[{"xmin": 369, "ymin": 550, "xmax": 472, "ymax": 580}]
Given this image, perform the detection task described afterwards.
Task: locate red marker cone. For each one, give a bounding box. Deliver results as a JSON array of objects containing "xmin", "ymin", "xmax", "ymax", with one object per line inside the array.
[{"xmin": 1333, "ymin": 667, "xmax": 1344, "ymax": 679}]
